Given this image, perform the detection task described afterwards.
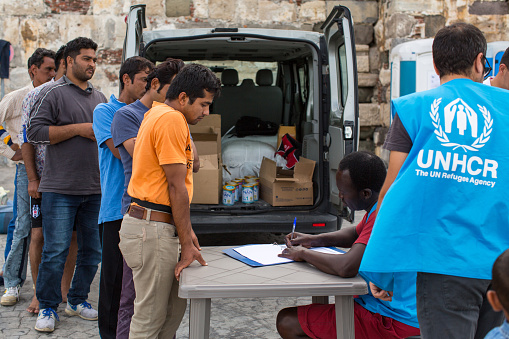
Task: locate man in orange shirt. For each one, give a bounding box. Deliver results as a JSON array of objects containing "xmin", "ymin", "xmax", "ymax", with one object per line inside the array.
[{"xmin": 118, "ymin": 63, "xmax": 221, "ymax": 339}]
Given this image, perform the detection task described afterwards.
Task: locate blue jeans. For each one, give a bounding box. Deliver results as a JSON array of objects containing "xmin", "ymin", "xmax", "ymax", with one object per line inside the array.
[
  {"xmin": 4, "ymin": 164, "xmax": 18, "ymax": 262},
  {"xmin": 36, "ymin": 192, "xmax": 101, "ymax": 310},
  {"xmin": 3, "ymin": 164, "xmax": 30, "ymax": 288}
]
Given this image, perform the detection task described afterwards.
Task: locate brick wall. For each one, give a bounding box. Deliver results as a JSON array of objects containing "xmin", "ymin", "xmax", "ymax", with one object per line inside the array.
[{"xmin": 2, "ymin": 0, "xmax": 509, "ymax": 158}]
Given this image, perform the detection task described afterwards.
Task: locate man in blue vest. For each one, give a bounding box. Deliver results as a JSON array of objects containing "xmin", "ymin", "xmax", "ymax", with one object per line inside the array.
[{"xmin": 360, "ymin": 23, "xmax": 509, "ymax": 339}]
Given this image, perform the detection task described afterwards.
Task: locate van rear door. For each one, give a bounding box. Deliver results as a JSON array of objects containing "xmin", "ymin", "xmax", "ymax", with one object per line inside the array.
[
  {"xmin": 122, "ymin": 4, "xmax": 146, "ymax": 62},
  {"xmin": 322, "ymin": 6, "xmax": 359, "ymax": 219}
]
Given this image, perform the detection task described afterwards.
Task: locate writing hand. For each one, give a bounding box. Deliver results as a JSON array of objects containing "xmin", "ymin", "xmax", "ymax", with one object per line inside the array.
[
  {"xmin": 284, "ymin": 232, "xmax": 315, "ymax": 248},
  {"xmin": 278, "ymin": 245, "xmax": 307, "ymax": 261},
  {"xmin": 174, "ymin": 244, "xmax": 207, "ymax": 281},
  {"xmin": 369, "ymin": 282, "xmax": 393, "ymax": 301}
]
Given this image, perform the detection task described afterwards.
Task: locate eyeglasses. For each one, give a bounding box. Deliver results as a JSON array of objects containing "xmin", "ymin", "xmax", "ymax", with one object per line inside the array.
[{"xmin": 483, "ymin": 56, "xmax": 492, "ymax": 79}]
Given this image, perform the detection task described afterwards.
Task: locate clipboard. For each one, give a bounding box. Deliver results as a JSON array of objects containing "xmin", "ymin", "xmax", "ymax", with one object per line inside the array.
[{"xmin": 223, "ymin": 245, "xmax": 345, "ymax": 267}]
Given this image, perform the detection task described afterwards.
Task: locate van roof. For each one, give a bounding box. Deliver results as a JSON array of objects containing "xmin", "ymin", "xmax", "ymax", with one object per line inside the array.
[
  {"xmin": 143, "ymin": 28, "xmax": 322, "ymax": 45},
  {"xmin": 143, "ymin": 28, "xmax": 321, "ymax": 62}
]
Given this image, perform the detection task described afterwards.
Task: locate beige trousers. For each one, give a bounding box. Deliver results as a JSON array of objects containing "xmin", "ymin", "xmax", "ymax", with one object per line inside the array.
[{"xmin": 118, "ymin": 214, "xmax": 186, "ymax": 339}]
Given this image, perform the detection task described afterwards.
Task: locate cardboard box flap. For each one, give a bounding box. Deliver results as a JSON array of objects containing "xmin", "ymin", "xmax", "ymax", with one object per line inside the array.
[
  {"xmin": 259, "ymin": 157, "xmax": 277, "ymax": 182},
  {"xmin": 294, "ymin": 157, "xmax": 315, "ymax": 181},
  {"xmin": 191, "ymin": 126, "xmax": 220, "ymax": 156},
  {"xmin": 198, "ymin": 154, "xmax": 219, "ymax": 170},
  {"xmin": 191, "ymin": 114, "xmax": 221, "ymax": 130}
]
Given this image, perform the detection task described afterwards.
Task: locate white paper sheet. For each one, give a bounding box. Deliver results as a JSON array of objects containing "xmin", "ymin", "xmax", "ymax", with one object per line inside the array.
[{"xmin": 233, "ymin": 244, "xmax": 343, "ymax": 266}]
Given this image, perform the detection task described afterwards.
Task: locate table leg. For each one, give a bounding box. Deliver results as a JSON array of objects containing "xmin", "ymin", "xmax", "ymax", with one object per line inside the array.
[
  {"xmin": 334, "ymin": 295, "xmax": 354, "ymax": 339},
  {"xmin": 189, "ymin": 298, "xmax": 211, "ymax": 339},
  {"xmin": 312, "ymin": 296, "xmax": 329, "ymax": 304}
]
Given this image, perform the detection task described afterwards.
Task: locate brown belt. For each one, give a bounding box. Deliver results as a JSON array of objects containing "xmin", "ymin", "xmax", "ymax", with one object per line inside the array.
[{"xmin": 127, "ymin": 204, "xmax": 174, "ymax": 225}]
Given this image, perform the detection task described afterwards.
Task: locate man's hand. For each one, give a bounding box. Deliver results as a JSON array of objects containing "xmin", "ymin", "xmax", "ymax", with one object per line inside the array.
[
  {"xmin": 278, "ymin": 245, "xmax": 308, "ymax": 261},
  {"xmin": 284, "ymin": 232, "xmax": 317, "ymax": 248},
  {"xmin": 370, "ymin": 282, "xmax": 393, "ymax": 302},
  {"xmin": 191, "ymin": 230, "xmax": 201, "ymax": 251},
  {"xmin": 77, "ymin": 123, "xmax": 96, "ymax": 142},
  {"xmin": 28, "ymin": 179, "xmax": 41, "ymax": 199},
  {"xmin": 175, "ymin": 243, "xmax": 207, "ymax": 281},
  {"xmin": 11, "ymin": 149, "xmax": 23, "ymax": 161}
]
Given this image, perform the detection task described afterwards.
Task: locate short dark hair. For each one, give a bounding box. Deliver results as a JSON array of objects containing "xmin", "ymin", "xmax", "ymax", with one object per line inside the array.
[
  {"xmin": 145, "ymin": 58, "xmax": 185, "ymax": 92},
  {"xmin": 27, "ymin": 48, "xmax": 56, "ymax": 70},
  {"xmin": 166, "ymin": 63, "xmax": 221, "ymax": 103},
  {"xmin": 500, "ymin": 47, "xmax": 509, "ymax": 69},
  {"xmin": 433, "ymin": 23, "xmax": 487, "ymax": 78},
  {"xmin": 338, "ymin": 151, "xmax": 386, "ymax": 193},
  {"xmin": 64, "ymin": 37, "xmax": 98, "ymax": 66},
  {"xmin": 492, "ymin": 249, "xmax": 509, "ymax": 312},
  {"xmin": 119, "ymin": 56, "xmax": 154, "ymax": 91},
  {"xmin": 55, "ymin": 45, "xmax": 66, "ymax": 73}
]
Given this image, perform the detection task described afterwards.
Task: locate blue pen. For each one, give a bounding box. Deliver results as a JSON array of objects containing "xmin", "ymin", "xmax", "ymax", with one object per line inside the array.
[{"xmin": 291, "ymin": 217, "xmax": 297, "ymax": 240}]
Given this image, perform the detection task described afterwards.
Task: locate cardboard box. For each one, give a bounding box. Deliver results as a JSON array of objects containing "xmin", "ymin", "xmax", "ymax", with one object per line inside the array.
[
  {"xmin": 190, "ymin": 114, "xmax": 222, "ymax": 204},
  {"xmin": 259, "ymin": 156, "xmax": 315, "ymax": 206},
  {"xmin": 277, "ymin": 125, "xmax": 297, "ymax": 148}
]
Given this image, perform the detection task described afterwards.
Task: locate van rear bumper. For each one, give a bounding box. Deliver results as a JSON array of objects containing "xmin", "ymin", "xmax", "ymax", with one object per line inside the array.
[{"xmin": 190, "ymin": 211, "xmax": 340, "ymax": 234}]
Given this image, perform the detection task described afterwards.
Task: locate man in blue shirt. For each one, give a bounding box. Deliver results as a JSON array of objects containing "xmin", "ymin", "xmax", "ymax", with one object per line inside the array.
[
  {"xmin": 110, "ymin": 58, "xmax": 185, "ymax": 339},
  {"xmin": 360, "ymin": 23, "xmax": 509, "ymax": 338},
  {"xmin": 92, "ymin": 56, "xmax": 154, "ymax": 339}
]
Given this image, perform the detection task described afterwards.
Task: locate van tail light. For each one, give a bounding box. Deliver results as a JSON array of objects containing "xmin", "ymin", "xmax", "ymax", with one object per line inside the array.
[{"xmin": 313, "ymin": 223, "xmax": 326, "ymax": 227}]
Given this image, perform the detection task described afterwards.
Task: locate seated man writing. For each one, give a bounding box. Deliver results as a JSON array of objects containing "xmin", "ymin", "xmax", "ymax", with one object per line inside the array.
[{"xmin": 276, "ymin": 151, "xmax": 420, "ymax": 339}]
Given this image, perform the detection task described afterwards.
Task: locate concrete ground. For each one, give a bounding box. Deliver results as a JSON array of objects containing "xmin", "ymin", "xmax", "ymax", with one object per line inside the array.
[{"xmin": 0, "ymin": 164, "xmax": 361, "ymax": 338}]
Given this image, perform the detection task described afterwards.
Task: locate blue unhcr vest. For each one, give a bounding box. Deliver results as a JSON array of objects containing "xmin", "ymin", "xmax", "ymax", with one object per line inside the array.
[{"xmin": 360, "ymin": 78, "xmax": 509, "ymax": 289}]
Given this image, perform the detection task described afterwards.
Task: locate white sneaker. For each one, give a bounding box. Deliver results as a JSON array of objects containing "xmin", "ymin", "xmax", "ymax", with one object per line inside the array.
[
  {"xmin": 35, "ymin": 308, "xmax": 59, "ymax": 332},
  {"xmin": 65, "ymin": 301, "xmax": 98, "ymax": 320},
  {"xmin": 0, "ymin": 285, "xmax": 20, "ymax": 306}
]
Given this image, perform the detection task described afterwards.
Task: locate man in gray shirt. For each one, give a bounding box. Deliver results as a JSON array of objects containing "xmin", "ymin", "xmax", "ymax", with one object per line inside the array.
[{"xmin": 27, "ymin": 37, "xmax": 107, "ymax": 333}]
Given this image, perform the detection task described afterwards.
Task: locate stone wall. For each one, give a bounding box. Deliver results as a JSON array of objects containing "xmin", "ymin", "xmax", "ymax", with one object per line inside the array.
[{"xmin": 2, "ymin": 0, "xmax": 509, "ymax": 159}]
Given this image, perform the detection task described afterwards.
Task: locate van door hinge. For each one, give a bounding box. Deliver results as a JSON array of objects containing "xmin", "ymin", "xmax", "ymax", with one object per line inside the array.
[
  {"xmin": 324, "ymin": 151, "xmax": 329, "ymax": 161},
  {"xmin": 322, "ymin": 65, "xmax": 329, "ymax": 75},
  {"xmin": 324, "ymin": 133, "xmax": 331, "ymax": 147}
]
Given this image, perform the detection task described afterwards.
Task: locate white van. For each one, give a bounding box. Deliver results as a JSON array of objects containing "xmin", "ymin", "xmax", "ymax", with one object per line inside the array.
[{"xmin": 123, "ymin": 4, "xmax": 359, "ymax": 234}]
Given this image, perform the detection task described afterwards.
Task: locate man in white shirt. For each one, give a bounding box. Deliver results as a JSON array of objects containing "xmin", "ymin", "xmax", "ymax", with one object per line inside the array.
[{"xmin": 1, "ymin": 48, "xmax": 56, "ymax": 306}]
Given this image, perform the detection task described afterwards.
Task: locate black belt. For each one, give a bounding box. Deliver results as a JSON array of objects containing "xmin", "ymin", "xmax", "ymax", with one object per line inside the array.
[{"xmin": 131, "ymin": 197, "xmax": 172, "ymax": 214}]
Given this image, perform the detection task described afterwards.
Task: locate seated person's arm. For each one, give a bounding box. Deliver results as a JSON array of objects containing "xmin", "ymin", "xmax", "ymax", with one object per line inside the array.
[{"xmin": 281, "ymin": 227, "xmax": 363, "ymax": 277}]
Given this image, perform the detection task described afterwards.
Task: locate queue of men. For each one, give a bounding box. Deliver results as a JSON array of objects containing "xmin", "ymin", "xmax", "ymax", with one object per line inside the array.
[
  {"xmin": 0, "ymin": 21, "xmax": 508, "ymax": 339},
  {"xmin": 0, "ymin": 35, "xmax": 217, "ymax": 337}
]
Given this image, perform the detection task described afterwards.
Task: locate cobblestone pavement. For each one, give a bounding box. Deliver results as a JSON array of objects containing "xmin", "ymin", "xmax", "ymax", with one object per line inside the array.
[
  {"xmin": 0, "ymin": 233, "xmax": 313, "ymax": 339},
  {"xmin": 0, "ymin": 164, "xmax": 361, "ymax": 338}
]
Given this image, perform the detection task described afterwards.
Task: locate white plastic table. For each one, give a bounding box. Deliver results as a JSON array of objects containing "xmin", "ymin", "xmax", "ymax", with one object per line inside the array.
[{"xmin": 179, "ymin": 246, "xmax": 368, "ymax": 339}]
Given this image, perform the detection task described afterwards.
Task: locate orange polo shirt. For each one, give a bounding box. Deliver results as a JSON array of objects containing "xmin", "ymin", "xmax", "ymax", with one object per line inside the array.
[{"xmin": 127, "ymin": 101, "xmax": 193, "ymax": 207}]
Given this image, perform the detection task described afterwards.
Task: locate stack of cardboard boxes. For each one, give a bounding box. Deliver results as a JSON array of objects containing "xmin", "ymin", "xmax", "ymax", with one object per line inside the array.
[
  {"xmin": 190, "ymin": 119, "xmax": 316, "ymax": 207},
  {"xmin": 189, "ymin": 114, "xmax": 222, "ymax": 204}
]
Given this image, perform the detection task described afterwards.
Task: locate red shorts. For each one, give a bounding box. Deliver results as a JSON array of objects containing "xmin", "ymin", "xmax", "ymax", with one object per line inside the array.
[{"xmin": 297, "ymin": 302, "xmax": 420, "ymax": 339}]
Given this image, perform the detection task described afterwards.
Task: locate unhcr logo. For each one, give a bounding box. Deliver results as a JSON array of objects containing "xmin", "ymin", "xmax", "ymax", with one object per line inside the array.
[
  {"xmin": 414, "ymin": 97, "xmax": 499, "ymax": 188},
  {"xmin": 430, "ymin": 98, "xmax": 492, "ymax": 152}
]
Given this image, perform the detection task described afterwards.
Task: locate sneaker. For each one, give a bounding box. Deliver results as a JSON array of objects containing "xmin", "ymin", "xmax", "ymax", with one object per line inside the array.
[
  {"xmin": 35, "ymin": 308, "xmax": 59, "ymax": 332},
  {"xmin": 65, "ymin": 301, "xmax": 98, "ymax": 320},
  {"xmin": 1, "ymin": 285, "xmax": 20, "ymax": 306}
]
